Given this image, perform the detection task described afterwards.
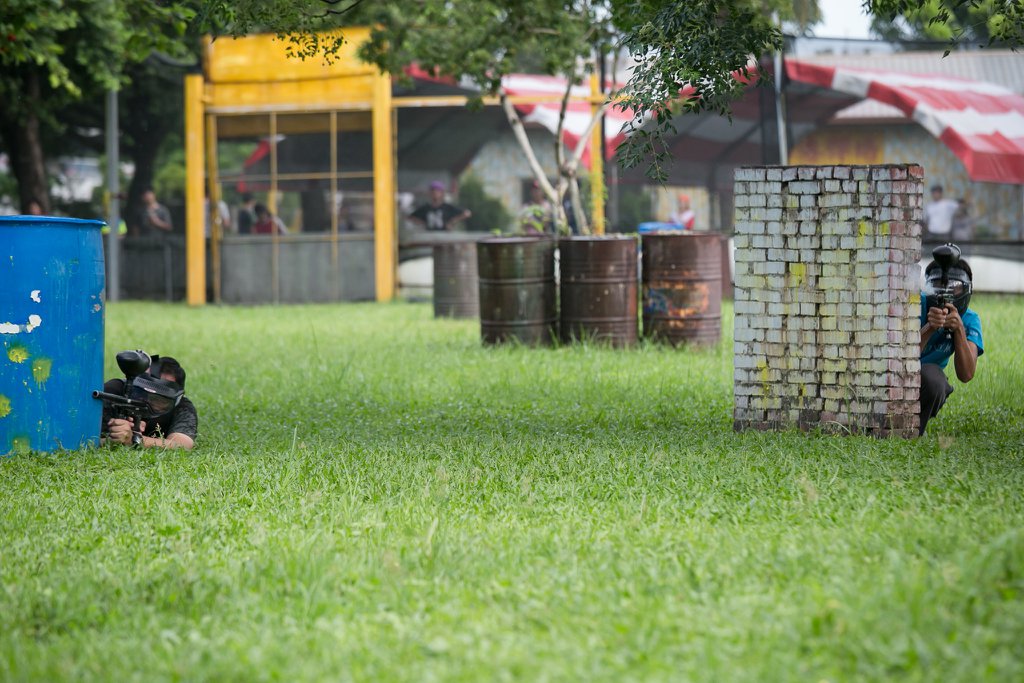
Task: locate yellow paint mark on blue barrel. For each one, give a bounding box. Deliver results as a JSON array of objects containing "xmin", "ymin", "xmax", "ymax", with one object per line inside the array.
[
  {"xmin": 31, "ymin": 357, "xmax": 52, "ymax": 385},
  {"xmin": 0, "ymin": 395, "xmax": 10, "ymax": 418},
  {"xmin": 7, "ymin": 344, "xmax": 29, "ymax": 363}
]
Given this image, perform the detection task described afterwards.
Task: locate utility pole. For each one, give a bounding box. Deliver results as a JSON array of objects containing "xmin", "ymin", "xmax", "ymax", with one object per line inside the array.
[
  {"xmin": 105, "ymin": 87, "xmax": 121, "ymax": 302},
  {"xmin": 772, "ymin": 14, "xmax": 789, "ymax": 165}
]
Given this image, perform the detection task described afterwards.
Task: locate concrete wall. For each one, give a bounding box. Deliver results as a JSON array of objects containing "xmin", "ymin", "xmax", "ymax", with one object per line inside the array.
[
  {"xmin": 733, "ymin": 164, "xmax": 923, "ymax": 438},
  {"xmin": 117, "ymin": 236, "xmax": 187, "ymax": 301},
  {"xmin": 220, "ymin": 234, "xmax": 375, "ymax": 304},
  {"xmin": 114, "ymin": 234, "xmax": 375, "ymax": 304}
]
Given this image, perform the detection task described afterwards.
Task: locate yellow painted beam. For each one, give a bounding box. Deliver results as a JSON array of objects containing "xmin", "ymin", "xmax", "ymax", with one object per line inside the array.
[
  {"xmin": 589, "ymin": 73, "xmax": 605, "ymax": 236},
  {"xmin": 206, "ymin": 114, "xmax": 221, "ymax": 304},
  {"xmin": 372, "ymin": 70, "xmax": 396, "ymax": 301},
  {"xmin": 204, "ymin": 30, "xmax": 375, "ymax": 83},
  {"xmin": 206, "ymin": 78, "xmax": 375, "ymax": 113},
  {"xmin": 391, "ymin": 93, "xmax": 611, "ymax": 109},
  {"xmin": 184, "ymin": 74, "xmax": 206, "ymax": 306}
]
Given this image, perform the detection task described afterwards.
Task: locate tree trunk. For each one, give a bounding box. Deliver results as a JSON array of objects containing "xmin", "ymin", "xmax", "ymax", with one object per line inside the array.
[
  {"xmin": 123, "ymin": 59, "xmax": 180, "ymax": 234},
  {"xmin": 0, "ymin": 69, "xmax": 50, "ymax": 213}
]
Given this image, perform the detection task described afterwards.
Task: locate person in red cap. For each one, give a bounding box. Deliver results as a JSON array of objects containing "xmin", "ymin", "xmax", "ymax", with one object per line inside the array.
[
  {"xmin": 408, "ymin": 180, "xmax": 471, "ymax": 231},
  {"xmin": 670, "ymin": 192, "xmax": 695, "ymax": 230}
]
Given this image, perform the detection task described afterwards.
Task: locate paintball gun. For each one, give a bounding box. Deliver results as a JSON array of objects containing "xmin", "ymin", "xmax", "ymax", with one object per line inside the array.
[
  {"xmin": 925, "ymin": 243, "xmax": 972, "ymax": 315},
  {"xmin": 930, "ymin": 243, "xmax": 960, "ymax": 308},
  {"xmin": 92, "ymin": 350, "xmax": 153, "ymax": 447}
]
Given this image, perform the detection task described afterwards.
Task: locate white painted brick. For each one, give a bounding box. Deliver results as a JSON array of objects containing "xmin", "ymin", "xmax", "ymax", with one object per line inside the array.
[{"xmin": 789, "ymin": 181, "xmax": 821, "ymax": 194}]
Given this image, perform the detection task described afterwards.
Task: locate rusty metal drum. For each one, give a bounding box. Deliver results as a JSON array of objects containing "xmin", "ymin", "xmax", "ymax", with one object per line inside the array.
[
  {"xmin": 433, "ymin": 242, "xmax": 479, "ymax": 318},
  {"xmin": 559, "ymin": 235, "xmax": 638, "ymax": 347},
  {"xmin": 477, "ymin": 237, "xmax": 556, "ymax": 345},
  {"xmin": 641, "ymin": 233, "xmax": 722, "ymax": 345}
]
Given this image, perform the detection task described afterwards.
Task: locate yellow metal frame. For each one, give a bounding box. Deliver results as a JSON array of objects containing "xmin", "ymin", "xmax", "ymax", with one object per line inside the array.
[
  {"xmin": 185, "ymin": 28, "xmax": 608, "ymax": 305},
  {"xmin": 372, "ymin": 69, "xmax": 396, "ymax": 301},
  {"xmin": 185, "ymin": 74, "xmax": 205, "ymax": 306},
  {"xmin": 589, "ymin": 73, "xmax": 605, "ymax": 236}
]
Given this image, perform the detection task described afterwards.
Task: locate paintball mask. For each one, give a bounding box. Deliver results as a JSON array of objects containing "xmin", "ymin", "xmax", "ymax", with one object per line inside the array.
[
  {"xmin": 118, "ymin": 353, "xmax": 184, "ymax": 419},
  {"xmin": 129, "ymin": 373, "xmax": 183, "ymax": 419},
  {"xmin": 925, "ymin": 243, "xmax": 973, "ymax": 316}
]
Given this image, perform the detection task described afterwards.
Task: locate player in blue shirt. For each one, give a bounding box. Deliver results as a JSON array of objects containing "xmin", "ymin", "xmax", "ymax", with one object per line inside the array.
[{"xmin": 919, "ymin": 244, "xmax": 983, "ymax": 435}]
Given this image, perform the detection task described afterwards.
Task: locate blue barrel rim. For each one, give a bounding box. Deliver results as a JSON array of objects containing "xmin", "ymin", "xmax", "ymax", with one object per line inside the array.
[{"xmin": 0, "ymin": 216, "xmax": 106, "ymax": 228}]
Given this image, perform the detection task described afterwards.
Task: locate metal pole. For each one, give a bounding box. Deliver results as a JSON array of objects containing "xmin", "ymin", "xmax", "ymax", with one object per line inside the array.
[
  {"xmin": 772, "ymin": 22, "xmax": 789, "ymax": 165},
  {"xmin": 105, "ymin": 88, "xmax": 120, "ymax": 302}
]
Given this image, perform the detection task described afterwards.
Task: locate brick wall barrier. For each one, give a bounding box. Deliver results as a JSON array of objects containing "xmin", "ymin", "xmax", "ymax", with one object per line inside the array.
[{"xmin": 733, "ymin": 165, "xmax": 923, "ymax": 438}]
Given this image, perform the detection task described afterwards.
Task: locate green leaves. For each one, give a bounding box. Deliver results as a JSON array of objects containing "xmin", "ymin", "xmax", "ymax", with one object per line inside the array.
[
  {"xmin": 0, "ymin": 0, "xmax": 198, "ymax": 102},
  {"xmin": 866, "ymin": 0, "xmax": 1024, "ymax": 48},
  {"xmin": 613, "ymin": 0, "xmax": 782, "ymax": 181},
  {"xmin": 355, "ymin": 0, "xmax": 609, "ymax": 95}
]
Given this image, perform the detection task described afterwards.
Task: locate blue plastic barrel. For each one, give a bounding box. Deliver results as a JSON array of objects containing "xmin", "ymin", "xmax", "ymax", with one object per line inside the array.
[{"xmin": 1, "ymin": 216, "xmax": 106, "ymax": 454}]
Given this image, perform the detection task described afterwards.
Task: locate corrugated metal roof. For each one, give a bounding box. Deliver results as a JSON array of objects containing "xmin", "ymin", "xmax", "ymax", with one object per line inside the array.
[{"xmin": 792, "ymin": 50, "xmax": 1024, "ymax": 121}]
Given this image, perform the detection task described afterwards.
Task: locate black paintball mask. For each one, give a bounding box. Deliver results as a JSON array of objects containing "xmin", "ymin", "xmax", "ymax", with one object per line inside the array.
[
  {"xmin": 924, "ymin": 243, "xmax": 973, "ymax": 316},
  {"xmin": 126, "ymin": 354, "xmax": 184, "ymax": 419}
]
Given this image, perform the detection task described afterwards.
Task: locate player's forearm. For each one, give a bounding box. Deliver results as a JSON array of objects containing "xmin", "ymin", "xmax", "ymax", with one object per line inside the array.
[
  {"xmin": 141, "ymin": 433, "xmax": 194, "ymax": 450},
  {"xmin": 951, "ymin": 333, "xmax": 977, "ymax": 383},
  {"xmin": 919, "ymin": 324, "xmax": 938, "ymax": 352}
]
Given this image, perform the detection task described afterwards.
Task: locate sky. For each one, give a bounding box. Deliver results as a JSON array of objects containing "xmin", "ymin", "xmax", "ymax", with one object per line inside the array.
[{"xmin": 814, "ymin": 0, "xmax": 874, "ymax": 39}]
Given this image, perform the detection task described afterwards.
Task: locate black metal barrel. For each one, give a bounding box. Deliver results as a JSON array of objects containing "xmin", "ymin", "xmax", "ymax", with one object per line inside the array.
[
  {"xmin": 477, "ymin": 237, "xmax": 557, "ymax": 345},
  {"xmin": 559, "ymin": 235, "xmax": 638, "ymax": 347},
  {"xmin": 642, "ymin": 233, "xmax": 722, "ymax": 345},
  {"xmin": 433, "ymin": 242, "xmax": 479, "ymax": 318}
]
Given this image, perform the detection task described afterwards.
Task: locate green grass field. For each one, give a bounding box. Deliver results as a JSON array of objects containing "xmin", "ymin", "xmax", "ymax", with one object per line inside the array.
[{"xmin": 2, "ymin": 295, "xmax": 1023, "ymax": 681}]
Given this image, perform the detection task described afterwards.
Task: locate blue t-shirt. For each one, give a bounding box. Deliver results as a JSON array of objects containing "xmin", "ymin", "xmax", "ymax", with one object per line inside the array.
[{"xmin": 920, "ymin": 298, "xmax": 984, "ymax": 368}]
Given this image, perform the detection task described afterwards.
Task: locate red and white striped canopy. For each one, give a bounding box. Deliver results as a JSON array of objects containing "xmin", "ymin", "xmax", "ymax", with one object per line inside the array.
[
  {"xmin": 786, "ymin": 59, "xmax": 1024, "ymax": 184},
  {"xmin": 499, "ymin": 74, "xmax": 637, "ymax": 169}
]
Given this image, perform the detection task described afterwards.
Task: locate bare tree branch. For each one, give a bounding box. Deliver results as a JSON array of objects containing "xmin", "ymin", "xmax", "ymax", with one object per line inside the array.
[{"xmin": 500, "ymin": 90, "xmax": 558, "ymax": 201}]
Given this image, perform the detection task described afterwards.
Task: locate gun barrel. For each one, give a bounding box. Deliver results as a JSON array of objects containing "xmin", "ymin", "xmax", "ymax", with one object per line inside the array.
[
  {"xmin": 92, "ymin": 390, "xmax": 147, "ymax": 408},
  {"xmin": 93, "ymin": 390, "xmax": 120, "ymax": 401}
]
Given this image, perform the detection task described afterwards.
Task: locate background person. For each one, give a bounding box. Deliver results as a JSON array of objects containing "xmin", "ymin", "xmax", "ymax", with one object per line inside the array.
[
  {"xmin": 922, "ymin": 184, "xmax": 958, "ymax": 239},
  {"xmin": 670, "ymin": 192, "xmax": 696, "ymax": 230},
  {"xmin": 236, "ymin": 192, "xmax": 256, "ymax": 235},
  {"xmin": 204, "ymin": 190, "xmax": 232, "ymax": 237},
  {"xmin": 951, "ymin": 198, "xmax": 974, "ymax": 243},
  {"xmin": 103, "ymin": 355, "xmax": 197, "ymax": 450},
  {"xmin": 139, "ymin": 188, "xmax": 173, "ymax": 235},
  {"xmin": 252, "ymin": 203, "xmax": 288, "ymax": 235},
  {"xmin": 408, "ymin": 180, "xmax": 471, "ymax": 231},
  {"xmin": 919, "ymin": 249, "xmax": 983, "ymax": 435}
]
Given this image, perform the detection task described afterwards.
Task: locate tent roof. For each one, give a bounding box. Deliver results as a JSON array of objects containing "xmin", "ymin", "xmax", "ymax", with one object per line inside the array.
[
  {"xmin": 618, "ymin": 62, "xmax": 857, "ymax": 188},
  {"xmin": 499, "ymin": 74, "xmax": 635, "ymax": 169},
  {"xmin": 786, "ymin": 58, "xmax": 1024, "ymax": 184}
]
